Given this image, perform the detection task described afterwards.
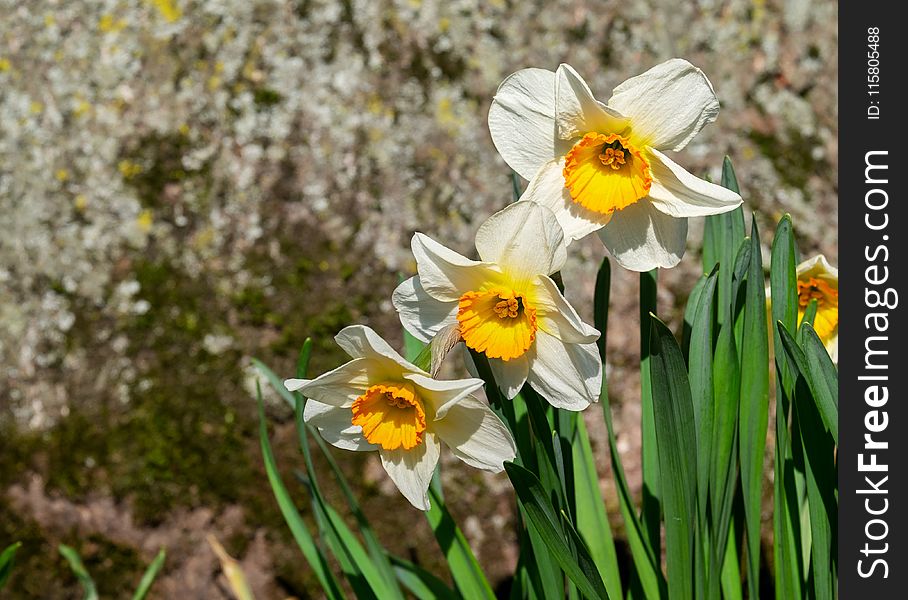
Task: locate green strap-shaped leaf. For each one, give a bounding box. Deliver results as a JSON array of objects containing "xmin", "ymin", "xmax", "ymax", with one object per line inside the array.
[
  {"xmin": 0, "ymin": 542, "xmax": 22, "ymax": 590},
  {"xmin": 58, "ymin": 544, "xmax": 99, "ymax": 600},
  {"xmin": 798, "ymin": 324, "xmax": 839, "ymax": 443},
  {"xmin": 426, "ymin": 484, "xmax": 496, "ymax": 600},
  {"xmin": 777, "ymin": 324, "xmax": 838, "ymax": 444},
  {"xmin": 770, "ymin": 215, "xmax": 803, "ymax": 599},
  {"xmin": 131, "ymin": 548, "xmax": 166, "ymax": 600},
  {"xmin": 739, "ymin": 216, "xmax": 770, "ymax": 599},
  {"xmin": 255, "ymin": 382, "xmax": 346, "ymax": 600},
  {"xmin": 639, "ymin": 269, "xmax": 662, "ymax": 559},
  {"xmin": 595, "ymin": 258, "xmax": 664, "ymax": 599},
  {"xmin": 505, "ymin": 462, "xmax": 609, "ymax": 599},
  {"xmin": 389, "ymin": 554, "xmax": 458, "ymax": 600},
  {"xmin": 648, "ymin": 315, "xmax": 698, "ymax": 600},
  {"xmin": 688, "ymin": 266, "xmax": 718, "ymax": 523},
  {"xmin": 572, "ymin": 414, "xmax": 623, "ymax": 599}
]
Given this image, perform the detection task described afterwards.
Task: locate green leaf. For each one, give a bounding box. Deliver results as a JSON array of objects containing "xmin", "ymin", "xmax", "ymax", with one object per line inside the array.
[
  {"xmin": 318, "ymin": 500, "xmax": 404, "ymax": 600},
  {"xmin": 511, "ymin": 170, "xmax": 525, "ymax": 202},
  {"xmin": 0, "ymin": 542, "xmax": 22, "ymax": 590},
  {"xmin": 709, "ymin": 306, "xmax": 741, "ymax": 597},
  {"xmin": 688, "ymin": 266, "xmax": 718, "ymax": 522},
  {"xmin": 573, "ymin": 414, "xmax": 623, "ymax": 599},
  {"xmin": 682, "ymin": 273, "xmax": 709, "ymax": 361},
  {"xmin": 594, "ymin": 258, "xmax": 611, "ymax": 358},
  {"xmin": 252, "ymin": 357, "xmax": 298, "ymax": 410},
  {"xmin": 770, "ymin": 214, "xmax": 803, "ymax": 599},
  {"xmin": 791, "ymin": 371, "xmax": 837, "ymax": 600},
  {"xmin": 309, "ymin": 432, "xmax": 403, "ymax": 596},
  {"xmin": 639, "ymin": 269, "xmax": 662, "ymax": 558},
  {"xmin": 505, "ymin": 462, "xmax": 609, "ymax": 600},
  {"xmin": 797, "ymin": 324, "xmax": 839, "ymax": 443},
  {"xmin": 738, "ymin": 216, "xmax": 770, "ymax": 599},
  {"xmin": 389, "ymin": 554, "xmax": 458, "ymax": 600},
  {"xmin": 648, "ymin": 315, "xmax": 698, "ymax": 600},
  {"xmin": 256, "ymin": 383, "xmax": 346, "ymax": 600},
  {"xmin": 426, "ymin": 483, "xmax": 496, "ymax": 600},
  {"xmin": 132, "ymin": 548, "xmax": 166, "ymax": 600},
  {"xmin": 58, "ymin": 544, "xmax": 99, "ymax": 600},
  {"xmin": 704, "ymin": 157, "xmax": 746, "ymax": 326},
  {"xmin": 596, "ymin": 258, "xmax": 664, "ymax": 599}
]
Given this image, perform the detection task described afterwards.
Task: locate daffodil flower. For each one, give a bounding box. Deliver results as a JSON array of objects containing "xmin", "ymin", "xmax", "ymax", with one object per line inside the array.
[
  {"xmin": 284, "ymin": 325, "xmax": 516, "ymax": 511},
  {"xmin": 488, "ymin": 59, "xmax": 743, "ymax": 271},
  {"xmin": 796, "ymin": 254, "xmax": 838, "ymax": 362},
  {"xmin": 392, "ymin": 201, "xmax": 602, "ymax": 410}
]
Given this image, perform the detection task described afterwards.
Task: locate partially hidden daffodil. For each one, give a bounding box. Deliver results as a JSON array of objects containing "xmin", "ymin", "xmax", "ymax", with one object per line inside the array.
[
  {"xmin": 796, "ymin": 254, "xmax": 838, "ymax": 362},
  {"xmin": 392, "ymin": 201, "xmax": 602, "ymax": 410},
  {"xmin": 284, "ymin": 325, "xmax": 516, "ymax": 511},
  {"xmin": 488, "ymin": 59, "xmax": 743, "ymax": 271}
]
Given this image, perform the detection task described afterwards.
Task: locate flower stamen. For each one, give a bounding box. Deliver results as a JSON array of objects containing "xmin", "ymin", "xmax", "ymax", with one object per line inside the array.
[
  {"xmin": 797, "ymin": 277, "xmax": 838, "ymax": 341},
  {"xmin": 562, "ymin": 132, "xmax": 652, "ymax": 215},
  {"xmin": 351, "ymin": 383, "xmax": 427, "ymax": 451},
  {"xmin": 458, "ymin": 289, "xmax": 536, "ymax": 361}
]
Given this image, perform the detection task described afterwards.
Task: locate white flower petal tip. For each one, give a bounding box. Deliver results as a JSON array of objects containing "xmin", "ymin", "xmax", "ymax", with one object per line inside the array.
[
  {"xmin": 434, "ymin": 396, "xmax": 516, "ymax": 472},
  {"xmin": 475, "ymin": 201, "xmax": 567, "ymax": 277},
  {"xmin": 518, "ymin": 161, "xmax": 611, "ymax": 242},
  {"xmin": 555, "ymin": 63, "xmax": 628, "ymax": 141},
  {"xmin": 284, "ymin": 378, "xmax": 306, "ymax": 392},
  {"xmin": 647, "ymin": 150, "xmax": 742, "ymax": 218},
  {"xmin": 488, "ymin": 67, "xmax": 562, "ymax": 181},
  {"xmin": 598, "ymin": 201, "xmax": 688, "ymax": 272},
  {"xmin": 608, "ymin": 58, "xmax": 720, "ymax": 152}
]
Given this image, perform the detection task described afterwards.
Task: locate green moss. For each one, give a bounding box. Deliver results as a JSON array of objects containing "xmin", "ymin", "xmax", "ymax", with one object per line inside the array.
[
  {"xmin": 119, "ymin": 131, "xmax": 213, "ymax": 211},
  {"xmin": 253, "ymin": 87, "xmax": 283, "ymax": 107}
]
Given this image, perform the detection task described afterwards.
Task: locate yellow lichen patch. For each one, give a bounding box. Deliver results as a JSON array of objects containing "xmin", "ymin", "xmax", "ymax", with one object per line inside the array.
[
  {"xmin": 149, "ymin": 0, "xmax": 183, "ymax": 23},
  {"xmin": 137, "ymin": 209, "xmax": 154, "ymax": 233},
  {"xmin": 351, "ymin": 383, "xmax": 427, "ymax": 451},
  {"xmin": 0, "ymin": 58, "xmax": 11, "ymax": 72},
  {"xmin": 457, "ymin": 288, "xmax": 537, "ymax": 361},
  {"xmin": 99, "ymin": 14, "xmax": 127, "ymax": 33},
  {"xmin": 562, "ymin": 132, "xmax": 652, "ymax": 215},
  {"xmin": 118, "ymin": 159, "xmax": 143, "ymax": 179},
  {"xmin": 797, "ymin": 277, "xmax": 838, "ymax": 341}
]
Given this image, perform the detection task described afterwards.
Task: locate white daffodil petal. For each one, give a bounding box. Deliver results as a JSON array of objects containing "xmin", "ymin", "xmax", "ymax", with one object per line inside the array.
[
  {"xmin": 304, "ymin": 400, "xmax": 376, "ymax": 451},
  {"xmin": 533, "ymin": 276, "xmax": 600, "ymax": 344},
  {"xmin": 380, "ymin": 433, "xmax": 441, "ymax": 511},
  {"xmin": 334, "ymin": 325, "xmax": 418, "ymax": 377},
  {"xmin": 412, "ymin": 233, "xmax": 498, "ymax": 302},
  {"xmin": 647, "ymin": 149, "xmax": 743, "ymax": 218},
  {"xmin": 285, "ymin": 357, "xmax": 377, "ymax": 407},
  {"xmin": 827, "ymin": 335, "xmax": 838, "ymax": 364},
  {"xmin": 555, "ymin": 64, "xmax": 629, "ymax": 140},
  {"xmin": 392, "ymin": 276, "xmax": 458, "ymax": 343},
  {"xmin": 797, "ymin": 254, "xmax": 838, "ymax": 280},
  {"xmin": 402, "ymin": 372, "xmax": 485, "ymax": 419},
  {"xmin": 474, "ymin": 202, "xmax": 567, "ymax": 278},
  {"xmin": 527, "ymin": 332, "xmax": 601, "ymax": 410},
  {"xmin": 519, "ymin": 160, "xmax": 611, "ymax": 241},
  {"xmin": 608, "ymin": 58, "xmax": 720, "ymax": 152},
  {"xmin": 433, "ymin": 396, "xmax": 516, "ymax": 472},
  {"xmin": 598, "ymin": 200, "xmax": 688, "ymax": 271},
  {"xmin": 488, "ymin": 68, "xmax": 570, "ymax": 181},
  {"xmin": 489, "ymin": 354, "xmax": 530, "ymax": 400}
]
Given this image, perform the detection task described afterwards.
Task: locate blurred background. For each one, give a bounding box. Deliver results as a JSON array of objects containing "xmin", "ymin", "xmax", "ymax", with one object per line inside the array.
[{"xmin": 1, "ymin": 0, "xmax": 836, "ymax": 596}]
